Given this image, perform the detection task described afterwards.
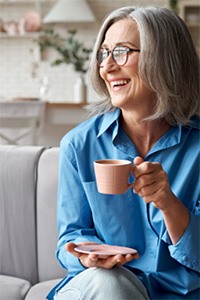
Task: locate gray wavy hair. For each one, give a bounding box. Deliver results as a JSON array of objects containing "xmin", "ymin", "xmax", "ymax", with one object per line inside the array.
[{"xmin": 88, "ymin": 6, "xmax": 200, "ymax": 126}]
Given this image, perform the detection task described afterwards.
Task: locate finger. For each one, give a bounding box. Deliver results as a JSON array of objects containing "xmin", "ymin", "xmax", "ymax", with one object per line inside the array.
[
  {"xmin": 134, "ymin": 156, "xmax": 144, "ymax": 166},
  {"xmin": 97, "ymin": 253, "xmax": 131, "ymax": 269},
  {"xmin": 132, "ymin": 157, "xmax": 144, "ymax": 175},
  {"xmin": 99, "ymin": 252, "xmax": 138, "ymax": 269},
  {"xmin": 138, "ymin": 182, "xmax": 158, "ymax": 198},
  {"xmin": 126, "ymin": 252, "xmax": 139, "ymax": 260},
  {"xmin": 100, "ymin": 254, "xmax": 123, "ymax": 269},
  {"xmin": 65, "ymin": 242, "xmax": 76, "ymax": 252},
  {"xmin": 122, "ymin": 252, "xmax": 139, "ymax": 263},
  {"xmin": 133, "ymin": 162, "xmax": 164, "ymax": 184},
  {"xmin": 133, "ymin": 252, "xmax": 139, "ymax": 259},
  {"xmin": 115, "ymin": 253, "xmax": 136, "ymax": 267},
  {"xmin": 87, "ymin": 254, "xmax": 99, "ymax": 267},
  {"xmin": 65, "ymin": 242, "xmax": 81, "ymax": 258},
  {"xmin": 133, "ymin": 162, "xmax": 161, "ymax": 179},
  {"xmin": 76, "ymin": 253, "xmax": 99, "ymax": 268},
  {"xmin": 138, "ymin": 169, "xmax": 168, "ymax": 196},
  {"xmin": 133, "ymin": 173, "xmax": 156, "ymax": 193}
]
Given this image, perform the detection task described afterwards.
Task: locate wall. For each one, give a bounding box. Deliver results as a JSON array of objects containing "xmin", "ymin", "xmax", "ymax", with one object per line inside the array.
[{"xmin": 0, "ymin": 0, "xmax": 170, "ymax": 103}]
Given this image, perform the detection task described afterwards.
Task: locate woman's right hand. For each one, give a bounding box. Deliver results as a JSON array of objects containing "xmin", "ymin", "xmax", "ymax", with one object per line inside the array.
[{"xmin": 65, "ymin": 242, "xmax": 139, "ymax": 269}]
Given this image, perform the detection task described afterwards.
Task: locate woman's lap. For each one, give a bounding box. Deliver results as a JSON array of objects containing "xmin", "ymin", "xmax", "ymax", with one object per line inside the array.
[{"xmin": 54, "ymin": 266, "xmax": 149, "ymax": 300}]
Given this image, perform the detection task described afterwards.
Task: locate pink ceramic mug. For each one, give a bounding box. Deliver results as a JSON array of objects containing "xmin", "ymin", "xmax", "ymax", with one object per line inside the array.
[{"xmin": 94, "ymin": 159, "xmax": 135, "ymax": 194}]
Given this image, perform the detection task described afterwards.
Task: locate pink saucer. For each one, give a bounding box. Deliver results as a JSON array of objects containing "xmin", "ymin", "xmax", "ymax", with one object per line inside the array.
[{"xmin": 75, "ymin": 244, "xmax": 137, "ymax": 259}]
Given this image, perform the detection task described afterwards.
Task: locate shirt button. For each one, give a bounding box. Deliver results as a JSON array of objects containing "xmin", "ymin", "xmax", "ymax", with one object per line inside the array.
[
  {"xmin": 192, "ymin": 259, "xmax": 198, "ymax": 266},
  {"xmin": 121, "ymin": 144, "xmax": 127, "ymax": 150},
  {"xmin": 182, "ymin": 255, "xmax": 188, "ymax": 263}
]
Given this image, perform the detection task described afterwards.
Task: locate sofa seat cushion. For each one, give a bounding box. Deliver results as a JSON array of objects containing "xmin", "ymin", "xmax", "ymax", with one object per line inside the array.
[
  {"xmin": 25, "ymin": 279, "xmax": 61, "ymax": 300},
  {"xmin": 0, "ymin": 275, "xmax": 31, "ymax": 300}
]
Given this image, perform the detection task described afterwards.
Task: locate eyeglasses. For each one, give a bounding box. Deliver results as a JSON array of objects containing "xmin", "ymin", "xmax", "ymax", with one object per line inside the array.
[{"xmin": 96, "ymin": 46, "xmax": 140, "ymax": 67}]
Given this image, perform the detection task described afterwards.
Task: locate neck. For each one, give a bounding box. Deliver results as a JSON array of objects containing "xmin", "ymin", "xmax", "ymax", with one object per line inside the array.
[{"xmin": 120, "ymin": 115, "xmax": 170, "ymax": 158}]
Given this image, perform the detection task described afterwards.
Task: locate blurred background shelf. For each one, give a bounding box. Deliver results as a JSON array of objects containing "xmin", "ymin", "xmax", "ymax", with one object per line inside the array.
[{"xmin": 0, "ymin": 100, "xmax": 88, "ymax": 146}]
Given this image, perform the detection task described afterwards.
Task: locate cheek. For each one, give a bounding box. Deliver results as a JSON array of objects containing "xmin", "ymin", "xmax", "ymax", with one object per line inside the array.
[
  {"xmin": 99, "ymin": 69, "xmax": 110, "ymax": 91},
  {"xmin": 127, "ymin": 55, "xmax": 140, "ymax": 73},
  {"xmin": 99, "ymin": 68, "xmax": 105, "ymax": 80},
  {"xmin": 127, "ymin": 61, "xmax": 139, "ymax": 75}
]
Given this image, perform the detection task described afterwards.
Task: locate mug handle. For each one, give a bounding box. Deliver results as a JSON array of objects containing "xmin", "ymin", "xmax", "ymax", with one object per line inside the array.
[
  {"xmin": 127, "ymin": 166, "xmax": 135, "ymax": 190},
  {"xmin": 127, "ymin": 181, "xmax": 135, "ymax": 190}
]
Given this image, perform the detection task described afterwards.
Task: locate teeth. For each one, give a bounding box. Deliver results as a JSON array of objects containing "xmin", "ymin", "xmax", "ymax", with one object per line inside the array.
[{"xmin": 111, "ymin": 80, "xmax": 129, "ymax": 87}]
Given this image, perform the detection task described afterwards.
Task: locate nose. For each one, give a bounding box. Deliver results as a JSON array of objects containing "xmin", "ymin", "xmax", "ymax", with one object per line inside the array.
[{"xmin": 102, "ymin": 54, "xmax": 119, "ymax": 72}]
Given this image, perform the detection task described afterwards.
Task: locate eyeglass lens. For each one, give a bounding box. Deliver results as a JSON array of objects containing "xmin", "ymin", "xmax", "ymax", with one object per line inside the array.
[{"xmin": 97, "ymin": 46, "xmax": 129, "ymax": 67}]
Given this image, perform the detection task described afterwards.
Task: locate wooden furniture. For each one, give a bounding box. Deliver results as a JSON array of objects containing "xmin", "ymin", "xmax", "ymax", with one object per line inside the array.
[
  {"xmin": 0, "ymin": 101, "xmax": 87, "ymax": 146},
  {"xmin": 0, "ymin": 101, "xmax": 45, "ymax": 145},
  {"xmin": 0, "ymin": 116, "xmax": 39, "ymax": 145},
  {"xmin": 45, "ymin": 102, "xmax": 87, "ymax": 125}
]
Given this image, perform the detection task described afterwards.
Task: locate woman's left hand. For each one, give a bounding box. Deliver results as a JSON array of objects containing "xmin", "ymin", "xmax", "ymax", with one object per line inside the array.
[{"xmin": 133, "ymin": 156, "xmax": 176, "ymax": 211}]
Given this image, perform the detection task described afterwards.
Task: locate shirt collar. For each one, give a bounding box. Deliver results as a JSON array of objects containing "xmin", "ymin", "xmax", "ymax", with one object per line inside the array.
[
  {"xmin": 150, "ymin": 116, "xmax": 200, "ymax": 155},
  {"xmin": 97, "ymin": 108, "xmax": 121, "ymax": 138},
  {"xmin": 97, "ymin": 111, "xmax": 199, "ymax": 155},
  {"xmin": 148, "ymin": 125, "xmax": 181, "ymax": 156}
]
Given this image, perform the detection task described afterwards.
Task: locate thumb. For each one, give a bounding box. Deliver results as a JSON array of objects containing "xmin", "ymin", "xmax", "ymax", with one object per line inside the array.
[
  {"xmin": 134, "ymin": 156, "xmax": 144, "ymax": 166},
  {"xmin": 65, "ymin": 242, "xmax": 77, "ymax": 252}
]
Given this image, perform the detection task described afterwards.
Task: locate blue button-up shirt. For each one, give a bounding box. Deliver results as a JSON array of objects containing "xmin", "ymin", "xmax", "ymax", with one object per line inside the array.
[{"xmin": 49, "ymin": 109, "xmax": 200, "ymax": 299}]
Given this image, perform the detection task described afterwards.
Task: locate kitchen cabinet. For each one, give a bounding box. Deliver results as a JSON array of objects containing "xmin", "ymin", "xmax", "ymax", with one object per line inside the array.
[{"xmin": 179, "ymin": 0, "xmax": 200, "ymax": 55}]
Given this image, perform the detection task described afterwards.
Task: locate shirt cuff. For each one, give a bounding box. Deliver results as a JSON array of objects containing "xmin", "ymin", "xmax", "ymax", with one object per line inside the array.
[{"xmin": 168, "ymin": 212, "xmax": 199, "ymax": 272}]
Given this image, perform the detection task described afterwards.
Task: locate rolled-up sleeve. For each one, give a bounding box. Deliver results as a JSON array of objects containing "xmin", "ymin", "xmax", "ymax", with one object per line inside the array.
[{"xmin": 169, "ymin": 212, "xmax": 200, "ymax": 272}]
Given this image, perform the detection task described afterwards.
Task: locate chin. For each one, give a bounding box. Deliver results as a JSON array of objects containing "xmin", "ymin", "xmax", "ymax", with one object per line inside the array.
[
  {"xmin": 111, "ymin": 100, "xmax": 123, "ymax": 109},
  {"xmin": 111, "ymin": 96, "xmax": 132, "ymax": 110}
]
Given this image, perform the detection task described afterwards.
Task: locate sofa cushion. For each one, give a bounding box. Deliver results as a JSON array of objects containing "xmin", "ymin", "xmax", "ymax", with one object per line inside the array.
[
  {"xmin": 0, "ymin": 275, "xmax": 31, "ymax": 300},
  {"xmin": 0, "ymin": 145, "xmax": 46, "ymax": 285},
  {"xmin": 25, "ymin": 279, "xmax": 61, "ymax": 300}
]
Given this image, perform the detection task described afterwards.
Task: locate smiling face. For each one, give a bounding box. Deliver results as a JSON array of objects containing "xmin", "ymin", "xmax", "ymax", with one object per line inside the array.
[{"xmin": 99, "ymin": 18, "xmax": 156, "ymax": 118}]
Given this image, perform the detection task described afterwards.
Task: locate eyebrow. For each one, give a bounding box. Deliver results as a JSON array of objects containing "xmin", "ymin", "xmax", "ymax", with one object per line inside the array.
[{"xmin": 101, "ymin": 41, "xmax": 139, "ymax": 49}]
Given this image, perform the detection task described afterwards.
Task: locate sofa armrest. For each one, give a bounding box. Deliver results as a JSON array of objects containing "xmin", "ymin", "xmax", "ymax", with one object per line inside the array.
[
  {"xmin": 0, "ymin": 145, "xmax": 46, "ymax": 285},
  {"xmin": 36, "ymin": 147, "xmax": 66, "ymax": 282}
]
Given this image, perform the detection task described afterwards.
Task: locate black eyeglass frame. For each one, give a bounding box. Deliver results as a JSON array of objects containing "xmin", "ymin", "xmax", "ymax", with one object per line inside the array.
[{"xmin": 96, "ymin": 46, "xmax": 140, "ymax": 67}]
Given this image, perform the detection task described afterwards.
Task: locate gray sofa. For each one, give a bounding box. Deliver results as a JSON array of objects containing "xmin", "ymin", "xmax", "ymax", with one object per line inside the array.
[{"xmin": 0, "ymin": 145, "xmax": 66, "ymax": 300}]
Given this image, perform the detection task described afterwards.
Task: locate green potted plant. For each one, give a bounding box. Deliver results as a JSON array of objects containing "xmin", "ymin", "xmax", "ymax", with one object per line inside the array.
[
  {"xmin": 170, "ymin": 0, "xmax": 178, "ymax": 14},
  {"xmin": 37, "ymin": 29, "xmax": 92, "ymax": 102}
]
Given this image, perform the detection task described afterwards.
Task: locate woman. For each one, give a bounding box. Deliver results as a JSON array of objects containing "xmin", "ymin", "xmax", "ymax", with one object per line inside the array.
[{"xmin": 49, "ymin": 6, "xmax": 200, "ymax": 300}]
